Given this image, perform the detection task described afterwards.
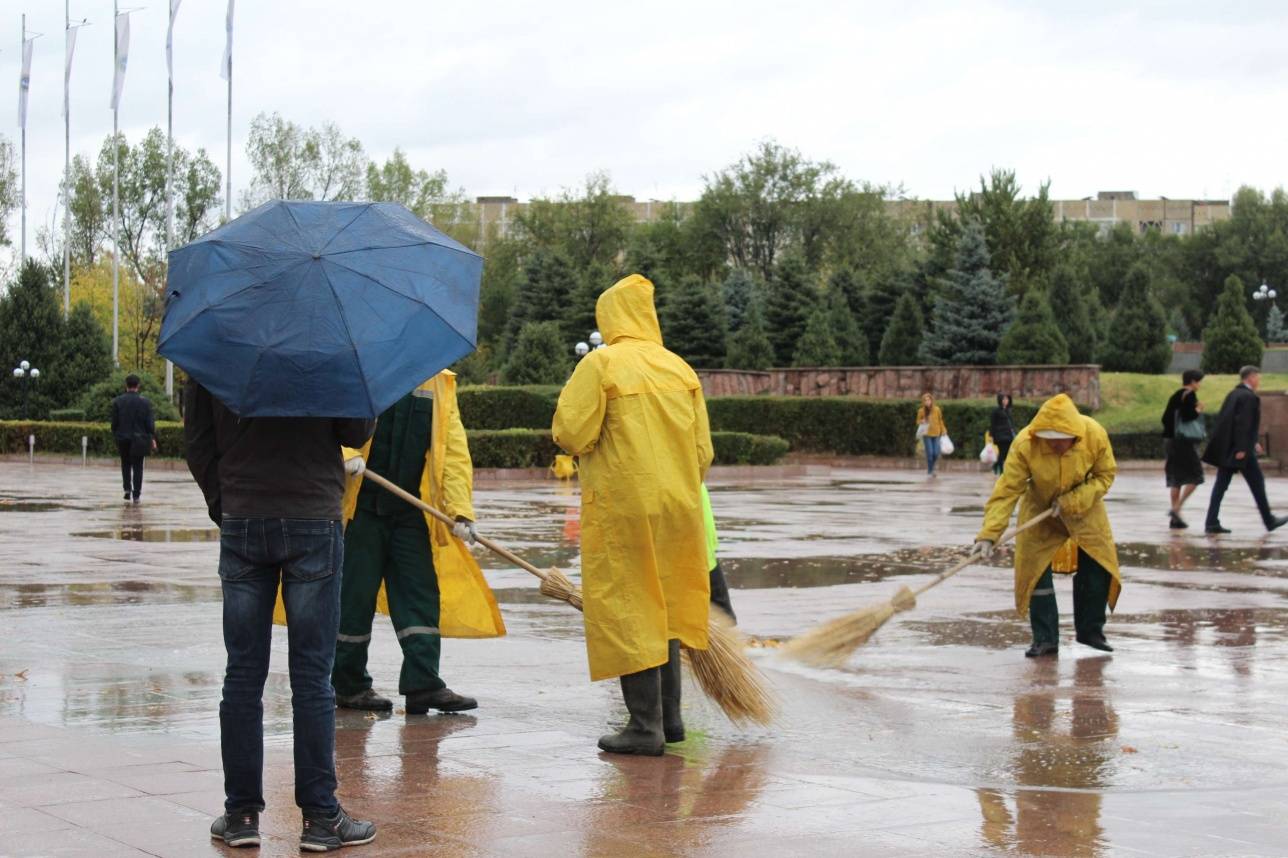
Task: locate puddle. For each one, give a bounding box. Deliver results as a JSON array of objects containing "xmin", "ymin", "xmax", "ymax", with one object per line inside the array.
[
  {"xmin": 73, "ymin": 528, "xmax": 221, "ymax": 543},
  {"xmin": 725, "ymin": 546, "xmax": 977, "ymax": 589},
  {"xmin": 0, "ymin": 501, "xmax": 72, "ymax": 512},
  {"xmin": 0, "ymin": 580, "xmax": 218, "ymax": 609}
]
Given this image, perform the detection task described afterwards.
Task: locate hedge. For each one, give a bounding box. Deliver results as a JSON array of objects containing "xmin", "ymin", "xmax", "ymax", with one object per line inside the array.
[
  {"xmin": 0, "ymin": 421, "xmax": 791, "ymax": 469},
  {"xmin": 457, "ymin": 385, "xmax": 559, "ymax": 430},
  {"xmin": 706, "ymin": 396, "xmax": 1039, "ymax": 459}
]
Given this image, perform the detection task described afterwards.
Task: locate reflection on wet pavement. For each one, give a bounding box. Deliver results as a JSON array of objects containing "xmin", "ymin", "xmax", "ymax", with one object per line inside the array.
[{"xmin": 2, "ymin": 462, "xmax": 1288, "ymax": 855}]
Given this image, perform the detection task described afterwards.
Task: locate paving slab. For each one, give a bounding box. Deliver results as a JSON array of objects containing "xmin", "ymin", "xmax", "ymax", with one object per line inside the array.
[{"xmin": 2, "ymin": 460, "xmax": 1288, "ymax": 856}]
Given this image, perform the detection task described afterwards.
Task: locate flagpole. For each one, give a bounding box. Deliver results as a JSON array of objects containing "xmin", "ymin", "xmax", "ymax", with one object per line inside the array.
[
  {"xmin": 19, "ymin": 13, "xmax": 26, "ymax": 267},
  {"xmin": 63, "ymin": 1, "xmax": 70, "ymax": 318},
  {"xmin": 164, "ymin": 0, "xmax": 176, "ymax": 397},
  {"xmin": 225, "ymin": 18, "xmax": 232, "ymax": 223},
  {"xmin": 111, "ymin": 0, "xmax": 119, "ymax": 367}
]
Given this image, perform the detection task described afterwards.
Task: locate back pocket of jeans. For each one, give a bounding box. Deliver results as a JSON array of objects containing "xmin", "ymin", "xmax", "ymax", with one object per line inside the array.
[
  {"xmin": 218, "ymin": 519, "xmax": 254, "ymax": 580},
  {"xmin": 283, "ymin": 522, "xmax": 337, "ymax": 583}
]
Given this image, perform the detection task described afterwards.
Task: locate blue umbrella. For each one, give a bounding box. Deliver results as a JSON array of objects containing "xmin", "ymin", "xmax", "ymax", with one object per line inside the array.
[{"xmin": 159, "ymin": 200, "xmax": 481, "ymax": 418}]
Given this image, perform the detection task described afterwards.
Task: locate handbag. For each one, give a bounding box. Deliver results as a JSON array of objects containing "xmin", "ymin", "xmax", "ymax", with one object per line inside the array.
[{"xmin": 1176, "ymin": 416, "xmax": 1205, "ymax": 442}]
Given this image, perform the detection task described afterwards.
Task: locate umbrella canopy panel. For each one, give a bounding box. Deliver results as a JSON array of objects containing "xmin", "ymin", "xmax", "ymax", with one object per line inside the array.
[{"xmin": 160, "ymin": 201, "xmax": 481, "ymax": 418}]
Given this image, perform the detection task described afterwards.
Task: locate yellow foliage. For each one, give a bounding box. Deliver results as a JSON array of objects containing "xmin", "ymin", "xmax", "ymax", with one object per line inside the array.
[{"xmin": 71, "ymin": 257, "xmax": 166, "ymax": 377}]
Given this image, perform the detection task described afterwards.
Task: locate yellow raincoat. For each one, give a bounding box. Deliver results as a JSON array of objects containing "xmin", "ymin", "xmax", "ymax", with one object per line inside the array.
[
  {"xmin": 553, "ymin": 274, "xmax": 714, "ymax": 681},
  {"xmin": 273, "ymin": 371, "xmax": 505, "ymax": 639},
  {"xmin": 977, "ymin": 394, "xmax": 1122, "ymax": 615}
]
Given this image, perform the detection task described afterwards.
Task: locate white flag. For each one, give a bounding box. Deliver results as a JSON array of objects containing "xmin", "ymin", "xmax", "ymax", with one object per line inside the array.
[
  {"xmin": 62, "ymin": 25, "xmax": 78, "ymax": 118},
  {"xmin": 167, "ymin": 0, "xmax": 183, "ymax": 81},
  {"xmin": 111, "ymin": 13, "xmax": 130, "ymax": 110},
  {"xmin": 17, "ymin": 37, "xmax": 33, "ymax": 129},
  {"xmin": 219, "ymin": 0, "xmax": 234, "ymax": 81}
]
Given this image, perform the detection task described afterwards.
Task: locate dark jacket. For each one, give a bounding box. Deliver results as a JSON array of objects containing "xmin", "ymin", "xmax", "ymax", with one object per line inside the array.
[
  {"xmin": 183, "ymin": 379, "xmax": 375, "ymax": 523},
  {"xmin": 1161, "ymin": 387, "xmax": 1200, "ymax": 439},
  {"xmin": 1202, "ymin": 384, "xmax": 1259, "ymax": 470},
  {"xmin": 110, "ymin": 391, "xmax": 156, "ymax": 456},
  {"xmin": 990, "ymin": 395, "xmax": 1015, "ymax": 444}
]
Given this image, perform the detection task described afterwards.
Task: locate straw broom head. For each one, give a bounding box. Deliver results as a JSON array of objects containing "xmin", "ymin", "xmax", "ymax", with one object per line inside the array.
[
  {"xmin": 779, "ymin": 585, "xmax": 917, "ymax": 668},
  {"xmin": 684, "ymin": 611, "xmax": 778, "ymax": 727},
  {"xmin": 538, "ymin": 567, "xmax": 583, "ymax": 611}
]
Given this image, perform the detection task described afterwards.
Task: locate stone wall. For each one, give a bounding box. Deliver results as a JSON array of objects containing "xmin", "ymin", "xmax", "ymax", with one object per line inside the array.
[
  {"xmin": 1168, "ymin": 342, "xmax": 1288, "ymax": 375},
  {"xmin": 697, "ymin": 365, "xmax": 1101, "ymax": 409}
]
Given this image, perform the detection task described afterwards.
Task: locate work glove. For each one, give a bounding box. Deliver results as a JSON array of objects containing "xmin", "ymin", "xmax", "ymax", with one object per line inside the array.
[
  {"xmin": 453, "ymin": 518, "xmax": 478, "ymax": 545},
  {"xmin": 973, "ymin": 539, "xmax": 994, "ymax": 560},
  {"xmin": 343, "ymin": 456, "xmax": 366, "ymax": 476}
]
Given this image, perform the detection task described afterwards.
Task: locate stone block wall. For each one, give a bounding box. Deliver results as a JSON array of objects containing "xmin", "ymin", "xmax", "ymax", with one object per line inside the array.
[{"xmin": 696, "ymin": 365, "xmax": 1101, "ymax": 409}]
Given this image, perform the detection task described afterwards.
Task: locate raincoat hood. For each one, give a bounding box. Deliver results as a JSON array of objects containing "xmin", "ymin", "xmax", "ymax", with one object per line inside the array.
[
  {"xmin": 597, "ymin": 274, "xmax": 664, "ymax": 346},
  {"xmin": 1030, "ymin": 394, "xmax": 1084, "ymax": 439}
]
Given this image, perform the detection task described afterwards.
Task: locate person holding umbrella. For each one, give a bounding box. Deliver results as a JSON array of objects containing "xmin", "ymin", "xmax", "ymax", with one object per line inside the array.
[
  {"xmin": 973, "ymin": 394, "xmax": 1122, "ymax": 658},
  {"xmin": 166, "ymin": 201, "xmax": 485, "ymax": 851},
  {"xmin": 331, "ymin": 369, "xmax": 504, "ymax": 715},
  {"xmin": 553, "ymin": 274, "xmax": 714, "ymax": 755}
]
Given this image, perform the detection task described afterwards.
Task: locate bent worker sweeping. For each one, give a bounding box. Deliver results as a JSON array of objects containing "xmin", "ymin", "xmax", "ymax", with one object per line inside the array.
[
  {"xmin": 553, "ymin": 273, "xmax": 714, "ymax": 756},
  {"xmin": 974, "ymin": 393, "xmax": 1122, "ymax": 658}
]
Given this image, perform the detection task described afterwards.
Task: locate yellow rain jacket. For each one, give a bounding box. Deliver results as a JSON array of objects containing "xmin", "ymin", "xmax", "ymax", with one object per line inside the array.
[
  {"xmin": 273, "ymin": 371, "xmax": 505, "ymax": 639},
  {"xmin": 552, "ymin": 274, "xmax": 714, "ymax": 681},
  {"xmin": 977, "ymin": 394, "xmax": 1121, "ymax": 615}
]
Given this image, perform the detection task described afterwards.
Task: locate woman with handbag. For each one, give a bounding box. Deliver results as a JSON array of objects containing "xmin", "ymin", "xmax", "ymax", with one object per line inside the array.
[
  {"xmin": 916, "ymin": 392, "xmax": 947, "ymax": 477},
  {"xmin": 1162, "ymin": 369, "xmax": 1206, "ymax": 529}
]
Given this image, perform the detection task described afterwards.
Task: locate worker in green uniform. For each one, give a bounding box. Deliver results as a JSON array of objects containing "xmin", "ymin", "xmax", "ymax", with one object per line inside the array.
[{"xmin": 331, "ymin": 372, "xmax": 505, "ymax": 715}]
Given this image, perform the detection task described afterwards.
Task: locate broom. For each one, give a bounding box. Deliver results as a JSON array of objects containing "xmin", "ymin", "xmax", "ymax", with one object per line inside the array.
[
  {"xmin": 361, "ymin": 469, "xmax": 776, "ymax": 726},
  {"xmin": 780, "ymin": 507, "xmax": 1056, "ymax": 668}
]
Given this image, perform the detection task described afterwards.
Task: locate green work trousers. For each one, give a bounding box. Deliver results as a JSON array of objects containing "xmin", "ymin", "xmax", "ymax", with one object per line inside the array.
[
  {"xmin": 332, "ymin": 509, "xmax": 445, "ymax": 696},
  {"xmin": 1029, "ymin": 549, "xmax": 1111, "ymax": 646}
]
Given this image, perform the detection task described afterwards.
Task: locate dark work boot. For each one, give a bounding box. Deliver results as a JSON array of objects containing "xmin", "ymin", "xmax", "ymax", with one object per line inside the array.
[
  {"xmin": 300, "ymin": 806, "xmax": 376, "ymax": 852},
  {"xmin": 335, "ymin": 688, "xmax": 392, "ymax": 712},
  {"xmin": 406, "ymin": 687, "xmax": 477, "ymax": 714},
  {"xmin": 660, "ymin": 639, "xmax": 684, "ymax": 743},
  {"xmin": 598, "ymin": 667, "xmax": 664, "ymax": 756},
  {"xmin": 211, "ymin": 809, "xmax": 260, "ymax": 848}
]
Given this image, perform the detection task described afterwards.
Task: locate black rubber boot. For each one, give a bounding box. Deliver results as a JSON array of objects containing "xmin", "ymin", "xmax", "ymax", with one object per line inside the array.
[
  {"xmin": 660, "ymin": 639, "xmax": 684, "ymax": 743},
  {"xmin": 598, "ymin": 667, "xmax": 664, "ymax": 756}
]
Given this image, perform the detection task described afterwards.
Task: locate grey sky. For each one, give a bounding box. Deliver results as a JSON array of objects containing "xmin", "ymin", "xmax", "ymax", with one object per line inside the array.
[{"xmin": 4, "ymin": 0, "xmax": 1288, "ymax": 254}]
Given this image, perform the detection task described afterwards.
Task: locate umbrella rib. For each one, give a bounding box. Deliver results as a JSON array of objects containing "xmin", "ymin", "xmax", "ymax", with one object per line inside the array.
[
  {"xmin": 324, "ymin": 240, "xmax": 480, "ymax": 262},
  {"xmin": 319, "ymin": 262, "xmax": 377, "ymax": 418},
  {"xmin": 325, "ymin": 256, "xmax": 476, "ymax": 345},
  {"xmin": 319, "ymin": 206, "xmax": 374, "ymax": 255},
  {"xmin": 158, "ymin": 260, "xmax": 315, "ymax": 349}
]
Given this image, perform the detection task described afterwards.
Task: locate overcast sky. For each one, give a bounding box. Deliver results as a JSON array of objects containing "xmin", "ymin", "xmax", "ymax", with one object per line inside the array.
[{"xmin": 2, "ymin": 0, "xmax": 1287, "ymax": 251}]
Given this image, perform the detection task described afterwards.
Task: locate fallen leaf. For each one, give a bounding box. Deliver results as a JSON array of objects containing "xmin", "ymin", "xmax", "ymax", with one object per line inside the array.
[
  {"xmin": 14, "ymin": 669, "xmax": 28, "ymax": 681},
  {"xmin": 1120, "ymin": 745, "xmax": 1138, "ymax": 754}
]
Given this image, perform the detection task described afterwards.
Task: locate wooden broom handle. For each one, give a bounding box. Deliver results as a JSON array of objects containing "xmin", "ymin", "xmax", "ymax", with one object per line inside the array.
[
  {"xmin": 911, "ymin": 506, "xmax": 1057, "ymax": 598},
  {"xmin": 360, "ymin": 469, "xmax": 554, "ymax": 584}
]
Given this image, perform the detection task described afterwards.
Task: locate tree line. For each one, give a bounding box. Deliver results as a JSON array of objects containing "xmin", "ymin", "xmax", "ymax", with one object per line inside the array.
[{"xmin": 4, "ymin": 121, "xmax": 1288, "ymax": 418}]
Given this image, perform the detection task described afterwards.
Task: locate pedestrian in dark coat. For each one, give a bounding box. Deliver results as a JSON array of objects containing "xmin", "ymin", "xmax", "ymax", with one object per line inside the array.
[
  {"xmin": 1201, "ymin": 366, "xmax": 1288, "ymax": 534},
  {"xmin": 110, "ymin": 375, "xmax": 156, "ymax": 503},
  {"xmin": 990, "ymin": 393, "xmax": 1015, "ymax": 475},
  {"xmin": 1162, "ymin": 369, "xmax": 1205, "ymax": 529}
]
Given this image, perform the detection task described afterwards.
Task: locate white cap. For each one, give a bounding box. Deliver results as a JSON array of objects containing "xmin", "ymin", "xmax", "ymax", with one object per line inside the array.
[{"xmin": 1034, "ymin": 429, "xmax": 1075, "ymax": 440}]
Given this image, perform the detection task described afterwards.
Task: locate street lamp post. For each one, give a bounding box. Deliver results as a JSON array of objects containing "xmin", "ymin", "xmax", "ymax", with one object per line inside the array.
[
  {"xmin": 12, "ymin": 359, "xmax": 41, "ymax": 420},
  {"xmin": 1254, "ymin": 282, "xmax": 1277, "ymax": 304},
  {"xmin": 572, "ymin": 330, "xmax": 606, "ymax": 360}
]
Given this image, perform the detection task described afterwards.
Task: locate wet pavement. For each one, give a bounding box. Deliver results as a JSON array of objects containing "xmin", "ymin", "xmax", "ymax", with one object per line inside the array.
[{"xmin": 2, "ymin": 461, "xmax": 1287, "ymax": 856}]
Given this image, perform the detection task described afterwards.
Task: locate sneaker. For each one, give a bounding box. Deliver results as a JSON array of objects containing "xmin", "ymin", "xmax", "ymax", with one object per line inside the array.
[
  {"xmin": 335, "ymin": 688, "xmax": 393, "ymax": 712},
  {"xmin": 211, "ymin": 809, "xmax": 260, "ymax": 848},
  {"xmin": 406, "ymin": 687, "xmax": 477, "ymax": 714},
  {"xmin": 301, "ymin": 806, "xmax": 376, "ymax": 852}
]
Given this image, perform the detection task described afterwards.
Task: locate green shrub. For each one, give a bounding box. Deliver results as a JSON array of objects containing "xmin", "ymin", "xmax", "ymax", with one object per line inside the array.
[
  {"xmin": 76, "ymin": 370, "xmax": 179, "ymax": 422},
  {"xmin": 707, "ymin": 396, "xmax": 1038, "ymax": 459},
  {"xmin": 466, "ymin": 429, "xmax": 563, "ymax": 469},
  {"xmin": 457, "ymin": 385, "xmax": 559, "ymax": 430},
  {"xmin": 0, "ymin": 421, "xmax": 185, "ymax": 457},
  {"xmin": 1107, "ymin": 432, "xmax": 1166, "ymax": 460},
  {"xmin": 48, "ymin": 408, "xmax": 86, "ymax": 422},
  {"xmin": 710, "ymin": 431, "xmax": 790, "ymax": 465}
]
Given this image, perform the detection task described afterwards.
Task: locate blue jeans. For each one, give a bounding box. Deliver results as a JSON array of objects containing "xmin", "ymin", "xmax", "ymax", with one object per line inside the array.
[
  {"xmin": 218, "ymin": 518, "xmax": 343, "ymax": 815},
  {"xmin": 923, "ymin": 435, "xmax": 941, "ymax": 474}
]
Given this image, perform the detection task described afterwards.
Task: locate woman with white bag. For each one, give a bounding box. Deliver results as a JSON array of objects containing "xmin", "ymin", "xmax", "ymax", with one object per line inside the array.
[{"xmin": 915, "ymin": 392, "xmax": 949, "ymax": 476}]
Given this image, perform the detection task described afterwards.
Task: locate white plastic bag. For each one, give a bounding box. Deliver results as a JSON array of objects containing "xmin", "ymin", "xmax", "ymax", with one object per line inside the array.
[
  {"xmin": 915, "ymin": 421, "xmax": 929, "ymax": 439},
  {"xmin": 940, "ymin": 435, "xmax": 955, "ymax": 456},
  {"xmin": 980, "ymin": 443, "xmax": 998, "ymax": 465}
]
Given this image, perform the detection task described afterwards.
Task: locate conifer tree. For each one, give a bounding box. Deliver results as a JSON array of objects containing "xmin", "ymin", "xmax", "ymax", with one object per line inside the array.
[
  {"xmin": 505, "ymin": 249, "xmax": 575, "ymax": 350},
  {"xmin": 721, "ymin": 268, "xmax": 759, "ymax": 334},
  {"xmin": 879, "ymin": 292, "xmax": 924, "ymax": 366},
  {"xmin": 1086, "ymin": 287, "xmax": 1112, "ymax": 362},
  {"xmin": 1046, "ymin": 265, "xmax": 1096, "ymax": 363},
  {"xmin": 0, "ymin": 261, "xmax": 64, "ymax": 418},
  {"xmin": 793, "ymin": 303, "xmax": 841, "ymax": 366},
  {"xmin": 997, "ymin": 290, "xmax": 1070, "ymax": 365},
  {"xmin": 725, "ymin": 301, "xmax": 776, "ymax": 370},
  {"xmin": 1266, "ymin": 303, "xmax": 1285, "ymax": 344},
  {"xmin": 503, "ymin": 321, "xmax": 573, "ymax": 384},
  {"xmin": 765, "ymin": 252, "xmax": 818, "ymax": 365},
  {"xmin": 920, "ymin": 219, "xmax": 1014, "ymax": 365},
  {"xmin": 863, "ymin": 276, "xmax": 905, "ymax": 360},
  {"xmin": 58, "ymin": 302, "xmax": 112, "ymax": 406},
  {"xmin": 1101, "ymin": 264, "xmax": 1172, "ymax": 373},
  {"xmin": 1202, "ymin": 275, "xmax": 1265, "ymax": 373},
  {"xmin": 662, "ymin": 276, "xmax": 727, "ymax": 369},
  {"xmin": 826, "ymin": 288, "xmax": 868, "ymax": 364}
]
